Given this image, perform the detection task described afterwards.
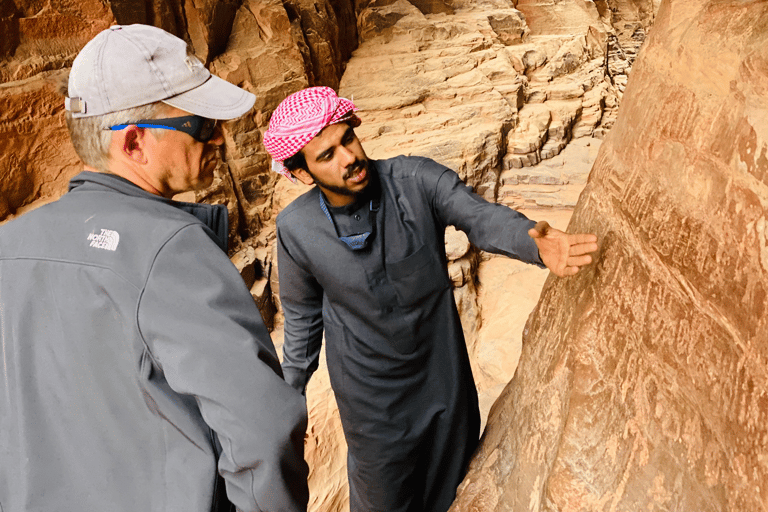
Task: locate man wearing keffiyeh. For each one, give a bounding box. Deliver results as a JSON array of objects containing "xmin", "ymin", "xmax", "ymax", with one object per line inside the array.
[{"xmin": 265, "ymin": 86, "xmax": 598, "ymax": 512}]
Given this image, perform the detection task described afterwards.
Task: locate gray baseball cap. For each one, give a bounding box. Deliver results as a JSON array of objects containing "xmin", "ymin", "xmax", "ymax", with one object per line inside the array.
[{"xmin": 65, "ymin": 24, "xmax": 255, "ymax": 120}]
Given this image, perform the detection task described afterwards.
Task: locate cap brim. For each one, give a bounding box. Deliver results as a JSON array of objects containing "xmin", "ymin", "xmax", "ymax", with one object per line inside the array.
[{"xmin": 163, "ymin": 74, "xmax": 256, "ymax": 120}]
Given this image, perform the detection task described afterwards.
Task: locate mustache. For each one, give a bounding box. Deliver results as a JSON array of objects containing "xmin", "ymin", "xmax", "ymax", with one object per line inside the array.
[{"xmin": 343, "ymin": 159, "xmax": 367, "ymax": 179}]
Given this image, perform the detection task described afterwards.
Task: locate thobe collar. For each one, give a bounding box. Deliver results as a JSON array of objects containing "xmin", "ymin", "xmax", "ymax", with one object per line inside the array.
[{"xmin": 319, "ymin": 168, "xmax": 381, "ymax": 251}]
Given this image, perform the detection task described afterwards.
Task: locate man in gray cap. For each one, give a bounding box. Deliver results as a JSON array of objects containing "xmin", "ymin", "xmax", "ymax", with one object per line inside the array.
[{"xmin": 0, "ymin": 24, "xmax": 308, "ymax": 512}]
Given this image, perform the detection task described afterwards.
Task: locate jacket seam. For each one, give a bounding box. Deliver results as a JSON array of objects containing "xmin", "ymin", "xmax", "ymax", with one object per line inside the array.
[
  {"xmin": 133, "ymin": 222, "xmax": 201, "ymax": 512},
  {"xmin": 0, "ymin": 256, "xmax": 141, "ymax": 291},
  {"xmin": 134, "ymin": 222, "xmax": 202, "ymax": 359}
]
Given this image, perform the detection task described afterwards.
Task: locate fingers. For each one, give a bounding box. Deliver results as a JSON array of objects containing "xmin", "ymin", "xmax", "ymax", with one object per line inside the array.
[
  {"xmin": 561, "ymin": 266, "xmax": 581, "ymax": 277},
  {"xmin": 550, "ymin": 255, "xmax": 592, "ymax": 278},
  {"xmin": 528, "ymin": 220, "xmax": 600, "ymax": 277},
  {"xmin": 569, "ymin": 241, "xmax": 599, "ymax": 256},
  {"xmin": 567, "ymin": 254, "xmax": 593, "ymax": 267},
  {"xmin": 568, "ymin": 233, "xmax": 598, "ymax": 244},
  {"xmin": 551, "ymin": 264, "xmax": 580, "ymax": 278},
  {"xmin": 528, "ymin": 222, "xmax": 597, "ymax": 246}
]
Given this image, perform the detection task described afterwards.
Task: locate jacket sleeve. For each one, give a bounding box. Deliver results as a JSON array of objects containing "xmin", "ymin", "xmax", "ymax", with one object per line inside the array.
[
  {"xmin": 276, "ymin": 225, "xmax": 324, "ymax": 395},
  {"xmin": 138, "ymin": 224, "xmax": 309, "ymax": 512},
  {"xmin": 422, "ymin": 159, "xmax": 545, "ymax": 267}
]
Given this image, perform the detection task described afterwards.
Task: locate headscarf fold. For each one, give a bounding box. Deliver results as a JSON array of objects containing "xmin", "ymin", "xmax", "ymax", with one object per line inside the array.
[{"xmin": 263, "ymin": 86, "xmax": 360, "ymax": 181}]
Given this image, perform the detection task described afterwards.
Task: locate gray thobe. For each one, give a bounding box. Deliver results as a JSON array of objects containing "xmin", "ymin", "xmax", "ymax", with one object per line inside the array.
[{"xmin": 277, "ymin": 156, "xmax": 543, "ymax": 512}]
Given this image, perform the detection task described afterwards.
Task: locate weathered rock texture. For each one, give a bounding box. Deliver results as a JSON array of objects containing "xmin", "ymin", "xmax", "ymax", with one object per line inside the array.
[
  {"xmin": 341, "ymin": 0, "xmax": 650, "ymax": 215},
  {"xmin": 451, "ymin": 0, "xmax": 768, "ymax": 510},
  {"xmin": 0, "ymin": 0, "xmax": 114, "ymax": 220}
]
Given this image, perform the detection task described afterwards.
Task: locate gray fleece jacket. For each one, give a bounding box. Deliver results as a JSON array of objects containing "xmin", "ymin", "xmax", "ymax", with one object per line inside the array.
[{"xmin": 0, "ymin": 172, "xmax": 308, "ymax": 512}]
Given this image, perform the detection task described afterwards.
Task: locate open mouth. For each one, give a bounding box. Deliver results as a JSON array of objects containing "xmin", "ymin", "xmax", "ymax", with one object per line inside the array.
[
  {"xmin": 345, "ymin": 161, "xmax": 368, "ymax": 183},
  {"xmin": 347, "ymin": 167, "xmax": 367, "ymax": 184}
]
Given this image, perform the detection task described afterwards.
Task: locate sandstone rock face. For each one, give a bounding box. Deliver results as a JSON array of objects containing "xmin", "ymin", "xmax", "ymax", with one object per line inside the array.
[
  {"xmin": 451, "ymin": 1, "xmax": 768, "ymax": 511},
  {"xmin": 341, "ymin": 0, "xmax": 646, "ymax": 210},
  {"xmin": 0, "ymin": 0, "xmax": 114, "ymax": 220}
]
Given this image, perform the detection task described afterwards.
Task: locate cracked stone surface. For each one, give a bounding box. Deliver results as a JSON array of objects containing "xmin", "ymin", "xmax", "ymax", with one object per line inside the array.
[{"xmin": 450, "ymin": 1, "xmax": 768, "ymax": 510}]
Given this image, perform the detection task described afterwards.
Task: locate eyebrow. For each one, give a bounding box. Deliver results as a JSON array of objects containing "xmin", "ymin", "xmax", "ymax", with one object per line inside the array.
[
  {"xmin": 316, "ymin": 146, "xmax": 334, "ymax": 161},
  {"xmin": 313, "ymin": 126, "xmax": 355, "ymax": 162}
]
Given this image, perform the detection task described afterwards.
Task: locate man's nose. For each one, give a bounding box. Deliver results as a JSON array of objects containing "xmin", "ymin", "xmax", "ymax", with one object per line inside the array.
[{"xmin": 339, "ymin": 145, "xmax": 355, "ymax": 166}]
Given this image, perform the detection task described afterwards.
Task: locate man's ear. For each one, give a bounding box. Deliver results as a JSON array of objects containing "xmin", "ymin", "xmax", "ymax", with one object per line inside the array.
[
  {"xmin": 118, "ymin": 126, "xmax": 148, "ymax": 165},
  {"xmin": 292, "ymin": 168, "xmax": 315, "ymax": 186}
]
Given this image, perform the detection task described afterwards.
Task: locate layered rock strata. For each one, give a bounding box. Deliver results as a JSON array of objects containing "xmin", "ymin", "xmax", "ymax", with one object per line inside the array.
[
  {"xmin": 451, "ymin": 0, "xmax": 768, "ymax": 510},
  {"xmin": 341, "ymin": 0, "xmax": 650, "ymax": 216}
]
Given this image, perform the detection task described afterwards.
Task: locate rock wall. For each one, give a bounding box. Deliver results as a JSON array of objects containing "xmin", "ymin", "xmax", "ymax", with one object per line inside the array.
[
  {"xmin": 0, "ymin": 0, "xmax": 113, "ymax": 220},
  {"xmin": 451, "ymin": 0, "xmax": 768, "ymax": 510}
]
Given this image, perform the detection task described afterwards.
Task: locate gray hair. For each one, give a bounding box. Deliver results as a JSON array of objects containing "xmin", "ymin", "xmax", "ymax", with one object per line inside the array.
[{"xmin": 65, "ymin": 102, "xmax": 169, "ymax": 172}]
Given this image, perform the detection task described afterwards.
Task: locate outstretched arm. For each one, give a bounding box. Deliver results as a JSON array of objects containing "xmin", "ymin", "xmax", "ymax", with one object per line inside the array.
[{"xmin": 528, "ymin": 221, "xmax": 598, "ymax": 277}]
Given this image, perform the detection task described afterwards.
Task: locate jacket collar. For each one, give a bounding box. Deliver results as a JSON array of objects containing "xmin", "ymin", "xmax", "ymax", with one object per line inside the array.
[{"xmin": 68, "ymin": 171, "xmax": 229, "ymax": 253}]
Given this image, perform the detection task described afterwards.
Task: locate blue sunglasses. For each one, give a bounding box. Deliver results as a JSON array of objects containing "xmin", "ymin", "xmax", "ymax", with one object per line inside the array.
[{"xmin": 108, "ymin": 115, "xmax": 217, "ymax": 143}]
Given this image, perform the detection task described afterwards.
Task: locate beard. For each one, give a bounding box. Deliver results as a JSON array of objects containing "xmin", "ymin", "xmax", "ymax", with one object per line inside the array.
[{"xmin": 307, "ymin": 158, "xmax": 372, "ymax": 199}]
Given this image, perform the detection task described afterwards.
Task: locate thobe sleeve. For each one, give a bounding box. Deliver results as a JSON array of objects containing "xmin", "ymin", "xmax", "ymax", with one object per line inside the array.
[
  {"xmin": 426, "ymin": 162, "xmax": 545, "ymax": 267},
  {"xmin": 277, "ymin": 226, "xmax": 325, "ymax": 395},
  {"xmin": 138, "ymin": 224, "xmax": 309, "ymax": 512}
]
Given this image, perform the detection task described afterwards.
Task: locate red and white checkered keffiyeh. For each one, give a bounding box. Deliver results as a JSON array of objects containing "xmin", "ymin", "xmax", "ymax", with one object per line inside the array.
[{"xmin": 263, "ymin": 86, "xmax": 360, "ymax": 181}]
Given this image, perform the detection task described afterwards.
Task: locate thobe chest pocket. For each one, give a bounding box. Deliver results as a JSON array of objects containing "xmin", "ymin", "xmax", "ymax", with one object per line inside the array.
[{"xmin": 386, "ymin": 243, "xmax": 450, "ymax": 308}]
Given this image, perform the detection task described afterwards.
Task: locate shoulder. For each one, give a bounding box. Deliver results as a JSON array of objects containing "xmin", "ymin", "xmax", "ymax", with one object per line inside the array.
[
  {"xmin": 375, "ymin": 155, "xmax": 450, "ymax": 180},
  {"xmin": 0, "ymin": 191, "xmax": 219, "ymax": 289},
  {"xmin": 375, "ymin": 156, "xmax": 455, "ymax": 198},
  {"xmin": 276, "ymin": 188, "xmax": 318, "ymax": 228}
]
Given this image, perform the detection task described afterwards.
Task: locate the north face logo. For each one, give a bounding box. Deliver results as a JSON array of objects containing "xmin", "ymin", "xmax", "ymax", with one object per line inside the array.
[{"xmin": 87, "ymin": 229, "xmax": 120, "ymax": 251}]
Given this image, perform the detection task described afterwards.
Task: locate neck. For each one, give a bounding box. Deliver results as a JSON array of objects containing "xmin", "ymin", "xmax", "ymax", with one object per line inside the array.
[
  {"xmin": 94, "ymin": 165, "xmax": 166, "ymax": 197},
  {"xmin": 320, "ymin": 187, "xmax": 356, "ymax": 207}
]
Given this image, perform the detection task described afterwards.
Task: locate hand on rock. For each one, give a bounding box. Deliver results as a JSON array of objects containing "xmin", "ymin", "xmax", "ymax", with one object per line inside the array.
[{"xmin": 528, "ymin": 221, "xmax": 598, "ymax": 277}]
